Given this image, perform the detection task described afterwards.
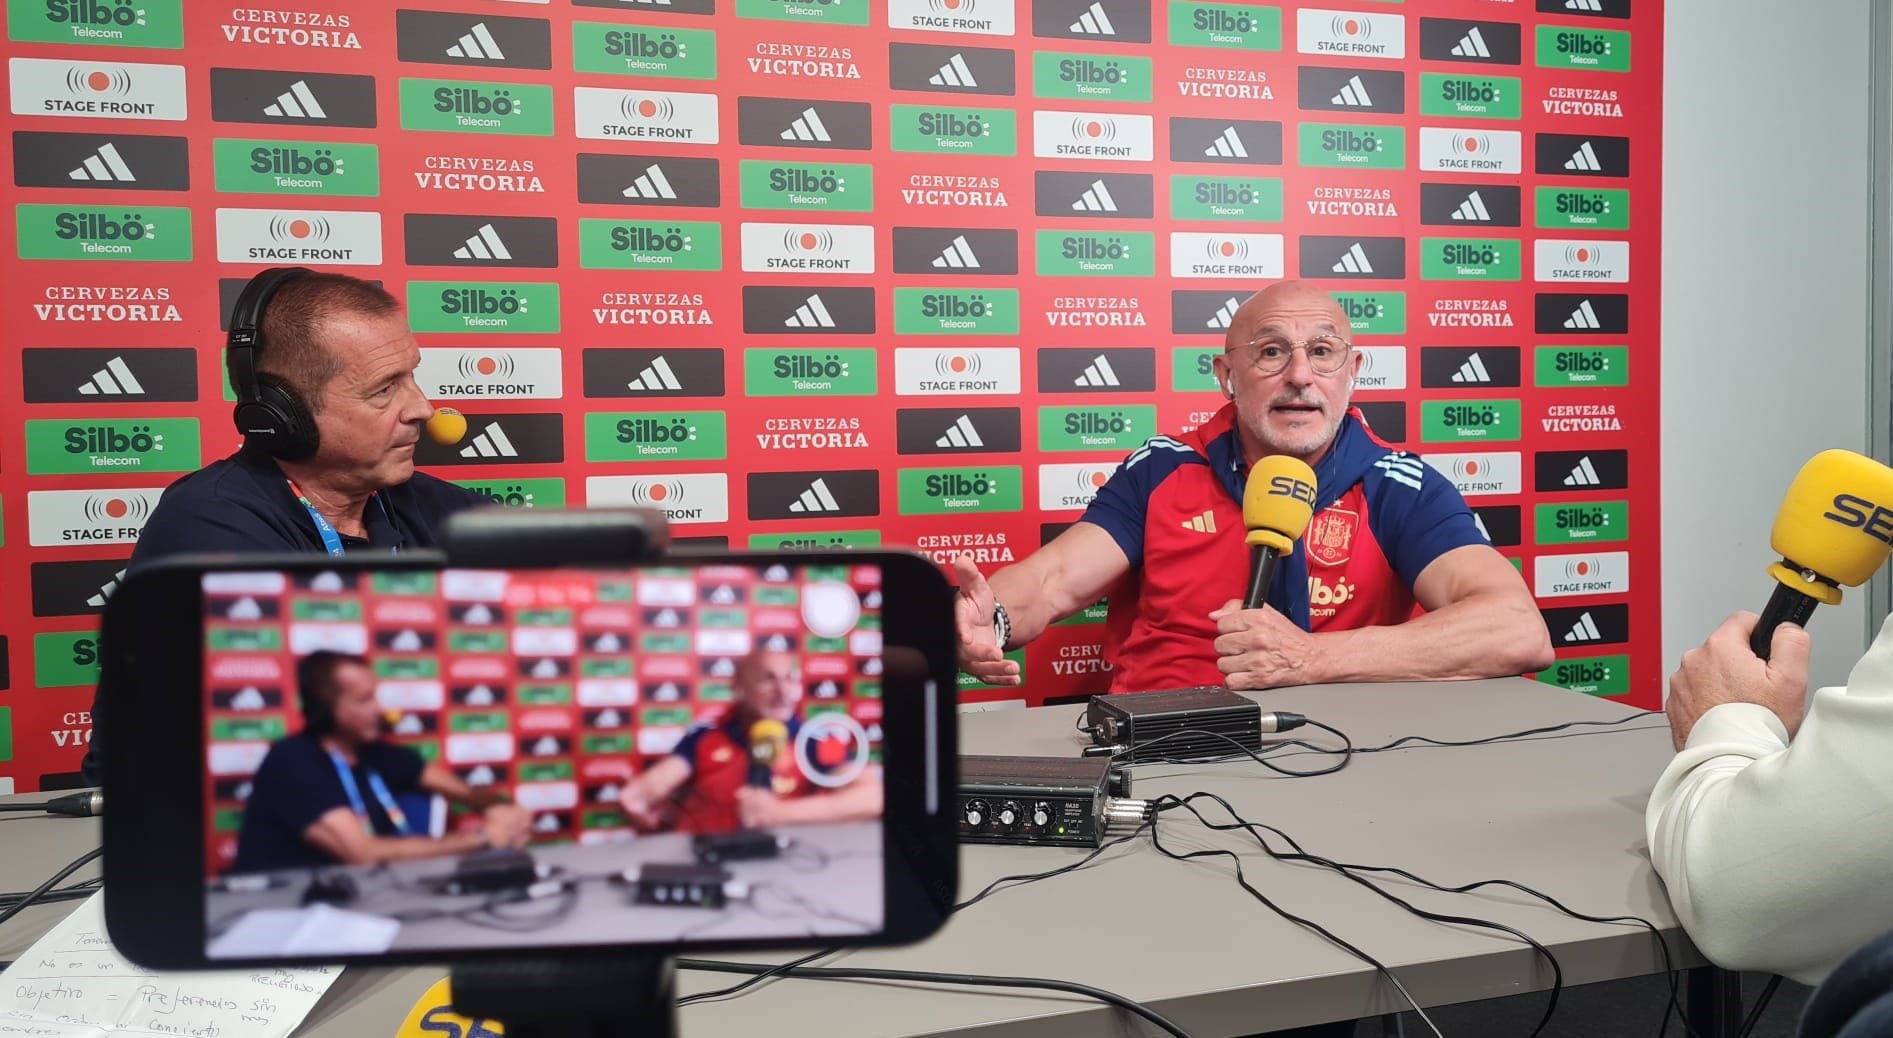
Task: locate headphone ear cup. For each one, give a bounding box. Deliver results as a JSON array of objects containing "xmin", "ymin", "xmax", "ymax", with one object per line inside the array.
[{"xmin": 256, "ymin": 373, "xmax": 320, "ymax": 461}]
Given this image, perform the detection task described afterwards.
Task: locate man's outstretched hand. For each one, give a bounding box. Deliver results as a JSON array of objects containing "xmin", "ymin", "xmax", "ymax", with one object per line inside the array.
[{"xmin": 953, "ymin": 555, "xmax": 1021, "ymax": 687}]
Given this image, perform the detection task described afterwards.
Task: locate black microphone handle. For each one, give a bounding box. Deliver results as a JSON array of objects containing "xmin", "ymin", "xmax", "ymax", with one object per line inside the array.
[
  {"xmin": 1751, "ymin": 581, "xmax": 1822, "ymax": 659},
  {"xmin": 1244, "ymin": 545, "xmax": 1281, "ymax": 611}
]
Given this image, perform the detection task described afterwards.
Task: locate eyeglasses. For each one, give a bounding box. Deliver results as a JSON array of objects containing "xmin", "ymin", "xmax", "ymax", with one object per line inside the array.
[{"xmin": 1227, "ymin": 335, "xmax": 1354, "ymax": 377}]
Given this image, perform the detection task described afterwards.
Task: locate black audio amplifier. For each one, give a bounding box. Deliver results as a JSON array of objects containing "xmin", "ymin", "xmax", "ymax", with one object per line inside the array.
[
  {"xmin": 957, "ymin": 754, "xmax": 1137, "ymax": 848},
  {"xmin": 1084, "ymin": 686, "xmax": 1263, "ymax": 763}
]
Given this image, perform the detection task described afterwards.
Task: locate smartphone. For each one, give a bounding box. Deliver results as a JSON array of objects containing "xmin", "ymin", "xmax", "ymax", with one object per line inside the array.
[{"xmin": 98, "ymin": 550, "xmax": 958, "ymax": 969}]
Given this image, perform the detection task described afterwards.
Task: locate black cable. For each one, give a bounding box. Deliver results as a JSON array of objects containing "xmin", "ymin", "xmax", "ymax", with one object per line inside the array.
[
  {"xmin": 1113, "ymin": 724, "xmax": 1352, "ymax": 777},
  {"xmin": 677, "ymin": 958, "xmax": 1194, "ymax": 1038},
  {"xmin": 1143, "ymin": 796, "xmax": 1444, "ymax": 1037},
  {"xmin": 0, "ymin": 803, "xmax": 56, "ymax": 812},
  {"xmin": 677, "ymin": 947, "xmax": 840, "ymax": 1007},
  {"xmin": 955, "ymin": 822, "xmax": 1151, "ymax": 912},
  {"xmin": 0, "ymin": 847, "xmax": 103, "ymax": 930},
  {"xmin": 1736, "ymin": 975, "xmax": 1783, "ymax": 1038},
  {"xmin": 1347, "ymin": 710, "xmax": 1663, "ymax": 755}
]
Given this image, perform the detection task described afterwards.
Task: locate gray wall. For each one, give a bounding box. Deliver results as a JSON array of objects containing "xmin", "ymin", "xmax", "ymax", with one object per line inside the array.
[{"xmin": 1662, "ymin": 0, "xmax": 1879, "ymax": 692}]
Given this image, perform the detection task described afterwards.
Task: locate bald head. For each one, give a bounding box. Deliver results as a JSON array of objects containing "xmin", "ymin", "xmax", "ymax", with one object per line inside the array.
[
  {"xmin": 734, "ymin": 650, "xmax": 803, "ymax": 723},
  {"xmin": 1223, "ymin": 281, "xmax": 1351, "ymax": 351}
]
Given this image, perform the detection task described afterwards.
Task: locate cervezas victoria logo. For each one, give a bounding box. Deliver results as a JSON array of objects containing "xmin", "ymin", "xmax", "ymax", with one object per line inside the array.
[
  {"xmin": 218, "ymin": 7, "xmax": 358, "ymax": 49},
  {"xmin": 9, "ymin": 58, "xmax": 188, "ymax": 120}
]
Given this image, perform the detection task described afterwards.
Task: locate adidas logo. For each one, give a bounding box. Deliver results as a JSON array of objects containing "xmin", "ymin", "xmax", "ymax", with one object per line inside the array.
[
  {"xmin": 1207, "ymin": 297, "xmax": 1240, "ymax": 330},
  {"xmin": 1068, "ymin": 1, "xmax": 1117, "ymax": 35},
  {"xmin": 1331, "ymin": 242, "xmax": 1374, "ymax": 274},
  {"xmin": 1563, "ymin": 456, "xmax": 1603, "ymax": 486},
  {"xmin": 1564, "ymin": 299, "xmax": 1603, "ymax": 329},
  {"xmin": 1181, "ymin": 511, "xmax": 1217, "ymax": 533},
  {"xmin": 1204, "ymin": 126, "xmax": 1249, "ymax": 158},
  {"xmin": 264, "ymin": 80, "xmax": 326, "ymax": 119},
  {"xmin": 1373, "ymin": 452, "xmax": 1425, "ymax": 491},
  {"xmin": 1452, "ymin": 27, "xmax": 1492, "ymax": 58},
  {"xmin": 1473, "ymin": 513, "xmax": 1491, "ymax": 542},
  {"xmin": 1565, "ymin": 141, "xmax": 1604, "ymax": 172},
  {"xmin": 1565, "ymin": 0, "xmax": 1604, "ymax": 10},
  {"xmin": 1330, "ymin": 75, "xmax": 1374, "ymax": 107},
  {"xmin": 780, "ymin": 107, "xmax": 833, "ymax": 143},
  {"xmin": 68, "ymin": 142, "xmax": 135, "ymax": 183},
  {"xmin": 453, "ymin": 223, "xmax": 513, "ymax": 261},
  {"xmin": 1452, "ymin": 353, "xmax": 1493, "ymax": 383},
  {"xmin": 76, "ymin": 356, "xmax": 145, "ymax": 396},
  {"xmin": 626, "ymin": 356, "xmax": 684, "ymax": 392},
  {"xmin": 460, "ymin": 422, "xmax": 520, "ymax": 459},
  {"xmin": 622, "ymin": 162, "xmax": 678, "ymax": 200},
  {"xmin": 929, "ymin": 53, "xmax": 978, "ymax": 88},
  {"xmin": 1074, "ymin": 355, "xmax": 1122, "ymax": 387},
  {"xmin": 931, "ymin": 235, "xmax": 981, "ymax": 269},
  {"xmin": 935, "ymin": 414, "xmax": 985, "ymax": 448},
  {"xmin": 1562, "ymin": 611, "xmax": 1603, "ymax": 642},
  {"xmin": 87, "ymin": 569, "xmax": 127, "ymax": 609},
  {"xmin": 446, "ymin": 22, "xmax": 507, "ymax": 61},
  {"xmin": 789, "ymin": 477, "xmax": 844, "ymax": 513},
  {"xmin": 1071, "ymin": 178, "xmax": 1120, "ymax": 212},
  {"xmin": 783, "ymin": 293, "xmax": 836, "ymax": 328},
  {"xmin": 1452, "ymin": 191, "xmax": 1493, "ymax": 222}
]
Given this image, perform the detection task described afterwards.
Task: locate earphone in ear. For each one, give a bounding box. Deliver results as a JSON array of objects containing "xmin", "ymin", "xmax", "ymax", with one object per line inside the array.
[{"xmin": 1218, "ymin": 378, "xmax": 1234, "ymax": 398}]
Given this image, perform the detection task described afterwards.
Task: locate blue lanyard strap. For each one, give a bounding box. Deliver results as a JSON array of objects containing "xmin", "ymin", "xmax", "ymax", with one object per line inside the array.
[
  {"xmin": 288, "ymin": 480, "xmax": 347, "ymax": 557},
  {"xmin": 327, "ymin": 748, "xmax": 411, "ymax": 836}
]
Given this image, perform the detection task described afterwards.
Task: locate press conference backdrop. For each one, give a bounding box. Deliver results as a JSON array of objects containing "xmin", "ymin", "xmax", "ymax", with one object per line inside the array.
[{"xmin": 0, "ymin": 0, "xmax": 1662, "ymax": 793}]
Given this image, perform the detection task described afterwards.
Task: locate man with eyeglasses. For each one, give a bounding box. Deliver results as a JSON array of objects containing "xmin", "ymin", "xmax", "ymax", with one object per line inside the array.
[{"xmin": 954, "ymin": 280, "xmax": 1553, "ymax": 692}]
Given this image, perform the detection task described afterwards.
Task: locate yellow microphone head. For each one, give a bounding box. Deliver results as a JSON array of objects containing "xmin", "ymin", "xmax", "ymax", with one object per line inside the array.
[
  {"xmin": 1768, "ymin": 449, "xmax": 1893, "ymax": 604},
  {"xmin": 425, "ymin": 407, "xmax": 467, "ymax": 446},
  {"xmin": 748, "ymin": 718, "xmax": 789, "ymax": 764},
  {"xmin": 1243, "ymin": 456, "xmax": 1318, "ymax": 553}
]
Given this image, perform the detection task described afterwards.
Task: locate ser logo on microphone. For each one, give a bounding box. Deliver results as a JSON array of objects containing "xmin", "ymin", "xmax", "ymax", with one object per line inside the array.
[
  {"xmin": 1270, "ymin": 475, "xmax": 1316, "ymax": 507},
  {"xmin": 1823, "ymin": 494, "xmax": 1893, "ymax": 545}
]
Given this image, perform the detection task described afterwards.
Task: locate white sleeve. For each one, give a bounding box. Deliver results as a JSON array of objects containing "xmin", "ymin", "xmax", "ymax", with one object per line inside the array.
[{"xmin": 1646, "ymin": 616, "xmax": 1893, "ymax": 986}]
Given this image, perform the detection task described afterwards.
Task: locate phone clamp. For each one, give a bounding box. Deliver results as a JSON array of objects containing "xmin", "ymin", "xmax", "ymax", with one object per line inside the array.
[{"xmin": 449, "ymin": 955, "xmax": 676, "ymax": 1038}]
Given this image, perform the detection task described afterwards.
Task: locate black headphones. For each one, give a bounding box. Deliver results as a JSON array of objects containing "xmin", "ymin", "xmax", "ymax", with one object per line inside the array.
[
  {"xmin": 228, "ymin": 266, "xmax": 320, "ymax": 461},
  {"xmin": 297, "ymin": 652, "xmax": 338, "ymax": 736}
]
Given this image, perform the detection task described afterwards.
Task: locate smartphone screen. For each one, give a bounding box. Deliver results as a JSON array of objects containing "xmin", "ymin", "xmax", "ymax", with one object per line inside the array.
[{"xmin": 197, "ymin": 561, "xmax": 889, "ymax": 960}]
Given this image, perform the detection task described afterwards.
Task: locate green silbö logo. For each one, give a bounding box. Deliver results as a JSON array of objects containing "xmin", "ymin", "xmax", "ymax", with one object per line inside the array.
[
  {"xmin": 26, "ymin": 418, "xmax": 200, "ymax": 474},
  {"xmin": 1535, "ymin": 347, "xmax": 1628, "ymax": 388},
  {"xmin": 1421, "ymin": 238, "xmax": 1522, "ymax": 281},
  {"xmin": 1421, "ymin": 400, "xmax": 1522, "ymax": 443},
  {"xmin": 739, "ymin": 161, "xmax": 872, "ymax": 212},
  {"xmin": 1054, "ymin": 599, "xmax": 1110, "ymax": 627},
  {"xmin": 399, "ymin": 79, "xmax": 554, "ymax": 137},
  {"xmin": 9, "ymin": 0, "xmax": 182, "ymax": 47},
  {"xmin": 1033, "ymin": 52, "xmax": 1152, "ymax": 103},
  {"xmin": 1419, "ymin": 74, "xmax": 1522, "ymax": 120},
  {"xmin": 1332, "ymin": 292, "xmax": 1405, "ymax": 334},
  {"xmin": 1537, "ymin": 654, "xmax": 1630, "ymax": 696},
  {"xmin": 1168, "ymin": 2, "xmax": 1281, "ymax": 50},
  {"xmin": 1534, "ymin": 501, "xmax": 1629, "ymax": 545},
  {"xmin": 408, "ymin": 282, "xmax": 560, "ymax": 334},
  {"xmin": 17, "ymin": 204, "xmax": 192, "ymax": 262},
  {"xmin": 1537, "ymin": 25, "xmax": 1631, "ymax": 72},
  {"xmin": 1035, "ymin": 231, "xmax": 1154, "ymax": 277},
  {"xmin": 1040, "ymin": 406, "xmax": 1156, "ymax": 452},
  {"xmin": 737, "ymin": 0, "xmax": 868, "ymax": 25},
  {"xmin": 748, "ymin": 530, "xmax": 881, "ymax": 549},
  {"xmin": 743, "ymin": 348, "xmax": 877, "ymax": 396},
  {"xmin": 578, "ymin": 219, "xmax": 722, "ymax": 271},
  {"xmin": 455, "ymin": 479, "xmax": 568, "ymax": 508},
  {"xmin": 890, "ymin": 105, "xmax": 1016, "ymax": 156},
  {"xmin": 586, "ymin": 411, "xmax": 728, "ymax": 461},
  {"xmin": 573, "ymin": 22, "xmax": 717, "ymax": 79},
  {"xmin": 1171, "ymin": 176, "xmax": 1282, "ymax": 221},
  {"xmin": 1299, "ymin": 123, "xmax": 1404, "ymax": 170},
  {"xmin": 34, "ymin": 631, "xmax": 100, "ymax": 689},
  {"xmin": 213, "ymin": 139, "xmax": 380, "ymax": 197},
  {"xmin": 1173, "ymin": 348, "xmax": 1221, "ymax": 392},
  {"xmin": 898, "ymin": 466, "xmax": 1023, "ymax": 515},
  {"xmin": 895, "ymin": 288, "xmax": 1018, "ymax": 335},
  {"xmin": 1536, "ymin": 187, "xmax": 1630, "ymax": 230}
]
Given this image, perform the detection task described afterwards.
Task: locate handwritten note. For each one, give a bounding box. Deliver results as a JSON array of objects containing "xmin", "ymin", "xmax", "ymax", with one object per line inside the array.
[{"xmin": 0, "ymin": 893, "xmax": 338, "ymax": 1038}]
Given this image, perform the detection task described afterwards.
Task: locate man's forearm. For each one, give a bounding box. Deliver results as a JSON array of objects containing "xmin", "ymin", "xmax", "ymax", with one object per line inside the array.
[{"xmin": 1304, "ymin": 592, "xmax": 1553, "ymax": 683}]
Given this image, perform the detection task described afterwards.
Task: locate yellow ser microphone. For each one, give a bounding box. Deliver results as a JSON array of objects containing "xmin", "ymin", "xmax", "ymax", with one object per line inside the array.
[
  {"xmin": 1241, "ymin": 456, "xmax": 1318, "ymax": 609},
  {"xmin": 747, "ymin": 718, "xmax": 790, "ymax": 789},
  {"xmin": 1752, "ymin": 449, "xmax": 1893, "ymax": 657},
  {"xmin": 426, "ymin": 407, "xmax": 468, "ymax": 446}
]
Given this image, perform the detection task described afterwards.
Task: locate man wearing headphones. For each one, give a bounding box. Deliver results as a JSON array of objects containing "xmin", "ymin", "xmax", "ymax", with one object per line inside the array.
[
  {"xmin": 954, "ymin": 281, "xmax": 1551, "ymax": 693},
  {"xmin": 81, "ymin": 270, "xmax": 484, "ymax": 785},
  {"xmin": 234, "ymin": 651, "xmax": 532, "ymax": 873},
  {"xmin": 132, "ymin": 267, "xmax": 484, "ymax": 562}
]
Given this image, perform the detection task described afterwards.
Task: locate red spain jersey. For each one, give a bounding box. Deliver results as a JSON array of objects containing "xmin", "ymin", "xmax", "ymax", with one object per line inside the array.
[
  {"xmin": 669, "ymin": 714, "xmax": 809, "ymax": 834},
  {"xmin": 1081, "ymin": 405, "xmax": 1488, "ymax": 693}
]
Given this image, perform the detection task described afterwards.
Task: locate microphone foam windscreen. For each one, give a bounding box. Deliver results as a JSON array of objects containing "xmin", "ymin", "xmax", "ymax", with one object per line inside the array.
[
  {"xmin": 1772, "ymin": 449, "xmax": 1893, "ymax": 587},
  {"xmin": 1242, "ymin": 455, "xmax": 1318, "ymax": 551}
]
